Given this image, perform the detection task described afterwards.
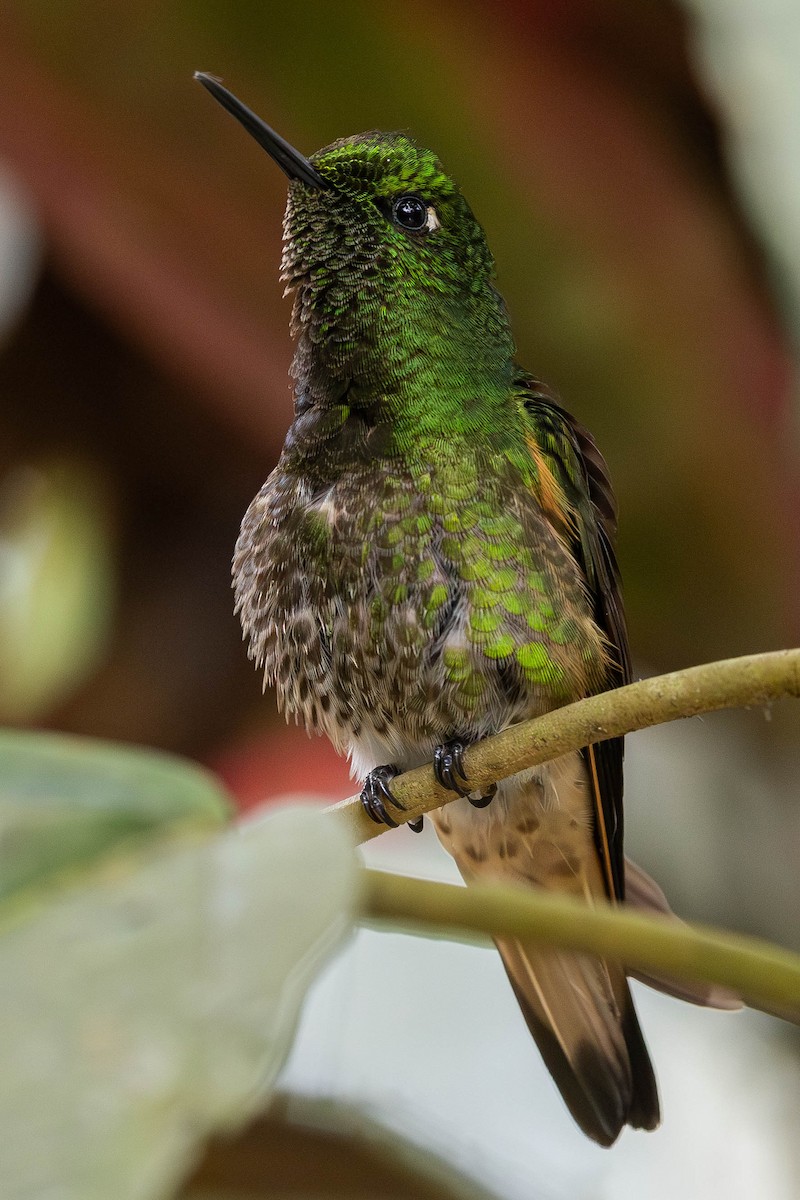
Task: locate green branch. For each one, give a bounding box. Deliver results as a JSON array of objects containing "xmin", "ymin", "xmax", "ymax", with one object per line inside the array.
[
  {"xmin": 327, "ymin": 648, "xmax": 800, "ymax": 843},
  {"xmin": 361, "ymin": 870, "xmax": 800, "ymax": 1024},
  {"xmin": 326, "ymin": 649, "xmax": 800, "ymax": 1025}
]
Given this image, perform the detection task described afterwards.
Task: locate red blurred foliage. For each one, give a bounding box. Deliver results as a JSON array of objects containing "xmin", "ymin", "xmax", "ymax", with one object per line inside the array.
[{"xmin": 213, "ymin": 724, "xmax": 353, "ymax": 814}]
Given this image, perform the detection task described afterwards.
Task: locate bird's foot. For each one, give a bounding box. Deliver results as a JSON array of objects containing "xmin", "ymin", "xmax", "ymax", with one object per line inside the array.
[
  {"xmin": 468, "ymin": 782, "xmax": 497, "ymax": 809},
  {"xmin": 433, "ymin": 740, "xmax": 471, "ymax": 796},
  {"xmin": 360, "ymin": 765, "xmax": 423, "ymax": 832},
  {"xmin": 433, "ymin": 740, "xmax": 497, "ymax": 808},
  {"xmin": 360, "ymin": 764, "xmax": 401, "ymax": 827}
]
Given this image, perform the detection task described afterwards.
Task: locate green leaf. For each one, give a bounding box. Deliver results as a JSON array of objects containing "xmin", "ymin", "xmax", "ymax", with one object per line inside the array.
[
  {"xmin": 0, "ymin": 807, "xmax": 358, "ymax": 1200},
  {"xmin": 0, "ymin": 459, "xmax": 115, "ymax": 721},
  {"xmin": 0, "ymin": 728, "xmax": 232, "ymax": 904}
]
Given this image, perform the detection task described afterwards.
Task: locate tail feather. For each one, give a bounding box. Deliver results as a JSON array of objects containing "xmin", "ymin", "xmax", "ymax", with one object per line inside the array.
[
  {"xmin": 432, "ymin": 753, "xmax": 662, "ymax": 1145},
  {"xmin": 497, "ymin": 937, "xmax": 658, "ymax": 1145},
  {"xmin": 624, "ymin": 857, "xmax": 743, "ymax": 1011}
]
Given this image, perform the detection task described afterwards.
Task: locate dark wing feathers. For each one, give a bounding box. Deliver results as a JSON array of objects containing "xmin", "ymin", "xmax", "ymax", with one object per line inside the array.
[
  {"xmin": 520, "ymin": 377, "xmax": 630, "ymax": 901},
  {"xmin": 515, "ymin": 380, "xmax": 662, "ymax": 1139}
]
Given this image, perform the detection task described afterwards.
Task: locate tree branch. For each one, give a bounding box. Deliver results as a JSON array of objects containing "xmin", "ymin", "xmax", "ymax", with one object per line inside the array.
[
  {"xmin": 360, "ymin": 869, "xmax": 800, "ymax": 1024},
  {"xmin": 326, "ymin": 648, "xmax": 800, "ymax": 843}
]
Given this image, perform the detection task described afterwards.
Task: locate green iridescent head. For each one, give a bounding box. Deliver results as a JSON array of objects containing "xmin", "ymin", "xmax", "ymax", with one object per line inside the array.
[
  {"xmin": 286, "ymin": 131, "xmax": 495, "ymax": 294},
  {"xmin": 197, "ymin": 73, "xmax": 515, "ymax": 412}
]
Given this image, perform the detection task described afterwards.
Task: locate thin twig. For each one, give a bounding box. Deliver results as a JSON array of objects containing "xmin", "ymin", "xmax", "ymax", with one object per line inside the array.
[
  {"xmin": 326, "ymin": 648, "xmax": 800, "ymax": 843},
  {"xmin": 361, "ymin": 870, "xmax": 800, "ymax": 1024}
]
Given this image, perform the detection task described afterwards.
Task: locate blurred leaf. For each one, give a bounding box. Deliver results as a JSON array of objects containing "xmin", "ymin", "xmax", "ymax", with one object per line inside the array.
[
  {"xmin": 0, "ymin": 457, "xmax": 114, "ymax": 720},
  {"xmin": 182, "ymin": 1095, "xmax": 503, "ymax": 1199},
  {"xmin": 0, "ymin": 806, "xmax": 358, "ymax": 1200},
  {"xmin": 0, "ymin": 727, "xmax": 232, "ymax": 903},
  {"xmin": 687, "ymin": 0, "xmax": 800, "ymax": 334}
]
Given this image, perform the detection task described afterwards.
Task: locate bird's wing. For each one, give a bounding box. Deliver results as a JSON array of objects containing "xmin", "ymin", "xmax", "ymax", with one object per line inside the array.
[{"xmin": 518, "ymin": 377, "xmax": 630, "ymax": 901}]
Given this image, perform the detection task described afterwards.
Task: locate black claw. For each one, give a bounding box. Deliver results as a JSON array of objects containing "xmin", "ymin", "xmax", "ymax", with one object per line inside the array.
[
  {"xmin": 363, "ymin": 793, "xmax": 398, "ymax": 827},
  {"xmin": 433, "ymin": 740, "xmax": 472, "ymax": 797},
  {"xmin": 407, "ymin": 816, "xmax": 424, "ymax": 834},
  {"xmin": 433, "ymin": 740, "xmax": 498, "ymax": 808},
  {"xmin": 360, "ymin": 764, "xmax": 403, "ymax": 828},
  {"xmin": 468, "ymin": 782, "xmax": 497, "ymax": 809}
]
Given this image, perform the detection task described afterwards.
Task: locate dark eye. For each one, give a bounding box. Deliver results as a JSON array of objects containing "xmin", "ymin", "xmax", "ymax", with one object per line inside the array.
[{"xmin": 392, "ymin": 194, "xmax": 428, "ymax": 231}]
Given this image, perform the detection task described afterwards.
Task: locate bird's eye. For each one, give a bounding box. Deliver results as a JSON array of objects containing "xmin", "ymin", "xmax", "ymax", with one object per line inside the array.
[{"xmin": 392, "ymin": 194, "xmax": 429, "ymax": 232}]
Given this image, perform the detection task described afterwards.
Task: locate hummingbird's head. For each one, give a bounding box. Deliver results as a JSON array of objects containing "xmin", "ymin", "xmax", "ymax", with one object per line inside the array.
[
  {"xmin": 196, "ymin": 74, "xmax": 514, "ymax": 405},
  {"xmin": 286, "ymin": 129, "xmax": 495, "ymax": 295}
]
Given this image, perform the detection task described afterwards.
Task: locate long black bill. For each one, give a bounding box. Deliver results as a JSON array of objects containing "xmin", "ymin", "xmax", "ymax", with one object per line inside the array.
[{"xmin": 194, "ymin": 72, "xmax": 326, "ymax": 190}]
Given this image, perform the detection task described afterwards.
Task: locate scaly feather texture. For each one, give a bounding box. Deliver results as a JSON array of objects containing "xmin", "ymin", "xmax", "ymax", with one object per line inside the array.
[{"xmin": 228, "ymin": 125, "xmax": 667, "ymax": 1143}]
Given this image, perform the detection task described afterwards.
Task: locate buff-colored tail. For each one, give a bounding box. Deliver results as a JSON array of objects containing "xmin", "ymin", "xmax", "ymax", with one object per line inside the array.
[
  {"xmin": 495, "ymin": 936, "xmax": 658, "ymax": 1144},
  {"xmin": 432, "ymin": 752, "xmax": 660, "ymax": 1145}
]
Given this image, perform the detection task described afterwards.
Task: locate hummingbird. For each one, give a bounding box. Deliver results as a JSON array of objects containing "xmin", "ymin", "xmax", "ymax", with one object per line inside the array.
[{"xmin": 197, "ymin": 73, "xmax": 737, "ymax": 1145}]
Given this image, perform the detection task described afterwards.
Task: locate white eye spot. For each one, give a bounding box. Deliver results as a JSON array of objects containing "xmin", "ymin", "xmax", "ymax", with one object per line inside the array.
[{"xmin": 426, "ymin": 206, "xmax": 440, "ymax": 232}]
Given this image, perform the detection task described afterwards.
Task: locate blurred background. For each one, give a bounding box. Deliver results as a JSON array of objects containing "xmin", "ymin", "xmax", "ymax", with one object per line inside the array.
[{"xmin": 1, "ymin": 2, "xmax": 799, "ymax": 1197}]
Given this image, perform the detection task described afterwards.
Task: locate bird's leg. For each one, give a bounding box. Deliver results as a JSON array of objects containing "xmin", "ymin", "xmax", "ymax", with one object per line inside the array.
[
  {"xmin": 433, "ymin": 739, "xmax": 497, "ymax": 808},
  {"xmin": 433, "ymin": 740, "xmax": 471, "ymax": 796},
  {"xmin": 360, "ymin": 765, "xmax": 424, "ymax": 832},
  {"xmin": 467, "ymin": 783, "xmax": 497, "ymax": 808},
  {"xmin": 360, "ymin": 765, "xmax": 401, "ymax": 826}
]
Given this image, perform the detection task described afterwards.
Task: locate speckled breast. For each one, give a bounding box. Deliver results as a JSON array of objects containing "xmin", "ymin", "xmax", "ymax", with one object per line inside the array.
[{"xmin": 233, "ymin": 448, "xmax": 608, "ymax": 760}]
